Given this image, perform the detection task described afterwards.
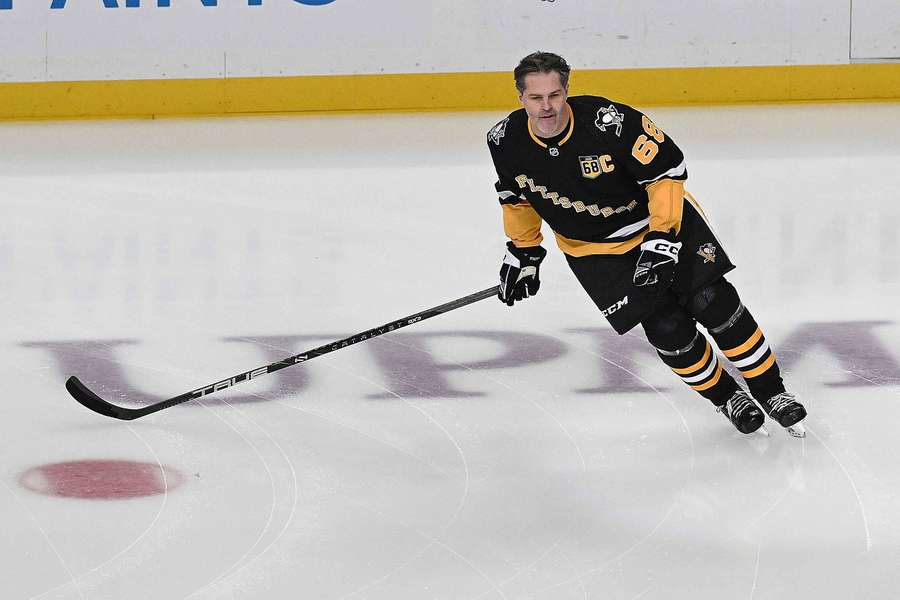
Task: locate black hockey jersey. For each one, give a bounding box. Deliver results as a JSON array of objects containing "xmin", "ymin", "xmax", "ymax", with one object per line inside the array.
[{"xmin": 488, "ymin": 95, "xmax": 688, "ymax": 256}]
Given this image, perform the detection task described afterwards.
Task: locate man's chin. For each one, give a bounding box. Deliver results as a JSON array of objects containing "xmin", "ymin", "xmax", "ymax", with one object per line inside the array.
[{"xmin": 535, "ymin": 121, "xmax": 555, "ymax": 136}]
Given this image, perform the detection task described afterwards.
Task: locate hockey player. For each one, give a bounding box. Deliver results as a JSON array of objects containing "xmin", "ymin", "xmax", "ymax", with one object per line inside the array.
[{"xmin": 489, "ymin": 52, "xmax": 807, "ymax": 437}]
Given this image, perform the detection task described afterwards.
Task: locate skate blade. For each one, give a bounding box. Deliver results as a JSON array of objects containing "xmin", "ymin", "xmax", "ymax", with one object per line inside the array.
[
  {"xmin": 785, "ymin": 422, "xmax": 807, "ymax": 438},
  {"xmin": 755, "ymin": 425, "xmax": 771, "ymax": 438}
]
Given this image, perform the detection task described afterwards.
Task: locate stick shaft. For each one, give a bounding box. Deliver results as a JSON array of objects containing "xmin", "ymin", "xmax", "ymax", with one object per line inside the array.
[{"xmin": 66, "ymin": 285, "xmax": 499, "ymax": 420}]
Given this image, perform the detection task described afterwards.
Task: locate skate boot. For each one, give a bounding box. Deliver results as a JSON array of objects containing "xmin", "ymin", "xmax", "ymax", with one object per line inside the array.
[
  {"xmin": 717, "ymin": 390, "xmax": 765, "ymax": 434},
  {"xmin": 758, "ymin": 391, "xmax": 807, "ymax": 438}
]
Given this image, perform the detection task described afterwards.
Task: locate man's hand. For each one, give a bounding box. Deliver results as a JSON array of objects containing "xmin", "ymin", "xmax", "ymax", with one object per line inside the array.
[
  {"xmin": 499, "ymin": 242, "xmax": 547, "ymax": 306},
  {"xmin": 633, "ymin": 230, "xmax": 681, "ymax": 288}
]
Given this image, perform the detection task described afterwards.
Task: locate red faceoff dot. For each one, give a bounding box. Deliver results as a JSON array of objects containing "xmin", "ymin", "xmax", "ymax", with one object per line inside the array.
[{"xmin": 19, "ymin": 460, "xmax": 184, "ymax": 500}]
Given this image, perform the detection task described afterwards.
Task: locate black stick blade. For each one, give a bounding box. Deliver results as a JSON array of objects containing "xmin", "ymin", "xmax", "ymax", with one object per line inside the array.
[{"xmin": 65, "ymin": 376, "xmax": 142, "ymax": 421}]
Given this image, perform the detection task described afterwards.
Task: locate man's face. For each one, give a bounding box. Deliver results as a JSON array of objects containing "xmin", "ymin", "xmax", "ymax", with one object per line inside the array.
[{"xmin": 519, "ymin": 71, "xmax": 569, "ymax": 138}]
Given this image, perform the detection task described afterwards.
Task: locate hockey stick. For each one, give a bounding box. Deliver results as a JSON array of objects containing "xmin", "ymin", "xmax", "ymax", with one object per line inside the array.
[{"xmin": 66, "ymin": 285, "xmax": 500, "ymax": 420}]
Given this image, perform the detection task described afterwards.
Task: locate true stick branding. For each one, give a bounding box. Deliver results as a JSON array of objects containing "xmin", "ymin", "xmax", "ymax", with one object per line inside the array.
[
  {"xmin": 1, "ymin": 0, "xmax": 335, "ymax": 10},
  {"xmin": 191, "ymin": 367, "xmax": 268, "ymax": 398},
  {"xmin": 187, "ymin": 317, "xmax": 425, "ymax": 399},
  {"xmin": 332, "ymin": 320, "xmax": 416, "ymax": 349}
]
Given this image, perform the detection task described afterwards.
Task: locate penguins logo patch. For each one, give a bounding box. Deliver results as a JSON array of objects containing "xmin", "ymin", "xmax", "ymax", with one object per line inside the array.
[
  {"xmin": 697, "ymin": 243, "xmax": 717, "ymax": 263},
  {"xmin": 488, "ymin": 118, "xmax": 510, "ymax": 146},
  {"xmin": 594, "ymin": 104, "xmax": 624, "ymax": 137}
]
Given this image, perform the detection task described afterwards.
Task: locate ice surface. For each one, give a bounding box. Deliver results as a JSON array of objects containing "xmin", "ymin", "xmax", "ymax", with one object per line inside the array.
[{"xmin": 1, "ymin": 103, "xmax": 899, "ymax": 600}]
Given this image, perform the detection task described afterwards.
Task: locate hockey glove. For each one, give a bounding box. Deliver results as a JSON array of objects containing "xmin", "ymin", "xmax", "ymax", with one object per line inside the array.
[
  {"xmin": 499, "ymin": 242, "xmax": 547, "ymax": 306},
  {"xmin": 633, "ymin": 230, "xmax": 681, "ymax": 288}
]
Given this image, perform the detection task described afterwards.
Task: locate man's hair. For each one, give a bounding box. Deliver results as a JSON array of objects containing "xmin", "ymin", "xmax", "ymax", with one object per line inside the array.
[{"xmin": 514, "ymin": 52, "xmax": 571, "ymax": 93}]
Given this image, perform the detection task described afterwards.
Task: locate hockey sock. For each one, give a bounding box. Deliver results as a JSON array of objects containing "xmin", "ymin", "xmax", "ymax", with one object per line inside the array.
[
  {"xmin": 707, "ymin": 304, "xmax": 785, "ymax": 401},
  {"xmin": 642, "ymin": 297, "xmax": 739, "ymax": 405},
  {"xmin": 655, "ymin": 330, "xmax": 739, "ymax": 405}
]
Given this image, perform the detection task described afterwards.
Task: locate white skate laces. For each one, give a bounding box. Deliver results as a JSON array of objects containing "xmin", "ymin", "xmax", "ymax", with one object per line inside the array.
[
  {"xmin": 723, "ymin": 392, "xmax": 754, "ymax": 417},
  {"xmin": 764, "ymin": 392, "xmax": 807, "ymax": 438},
  {"xmin": 768, "ymin": 392, "xmax": 797, "ymax": 414},
  {"xmin": 717, "ymin": 390, "xmax": 764, "ymax": 435}
]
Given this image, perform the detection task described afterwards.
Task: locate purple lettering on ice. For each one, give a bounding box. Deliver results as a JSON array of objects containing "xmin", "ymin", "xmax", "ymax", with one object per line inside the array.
[
  {"xmin": 363, "ymin": 331, "xmax": 567, "ymax": 399},
  {"xmin": 776, "ymin": 321, "xmax": 900, "ymax": 387},
  {"xmin": 567, "ymin": 328, "xmax": 670, "ymax": 393},
  {"xmin": 21, "ymin": 322, "xmax": 900, "ymax": 408},
  {"xmin": 23, "ymin": 339, "xmax": 282, "ymax": 406}
]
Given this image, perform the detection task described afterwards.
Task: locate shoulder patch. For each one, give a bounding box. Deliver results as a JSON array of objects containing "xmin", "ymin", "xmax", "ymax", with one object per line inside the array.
[
  {"xmin": 488, "ymin": 117, "xmax": 510, "ymax": 146},
  {"xmin": 594, "ymin": 104, "xmax": 624, "ymax": 137}
]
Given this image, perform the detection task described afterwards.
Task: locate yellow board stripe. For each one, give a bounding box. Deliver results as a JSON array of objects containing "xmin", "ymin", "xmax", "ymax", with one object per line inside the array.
[
  {"xmin": 691, "ymin": 363, "xmax": 723, "ymax": 391},
  {"xmin": 1, "ymin": 63, "xmax": 900, "ymax": 121},
  {"xmin": 672, "ymin": 340, "xmax": 711, "ymax": 375},
  {"xmin": 722, "ymin": 328, "xmax": 763, "ymax": 358},
  {"xmin": 741, "ymin": 353, "xmax": 777, "ymax": 378}
]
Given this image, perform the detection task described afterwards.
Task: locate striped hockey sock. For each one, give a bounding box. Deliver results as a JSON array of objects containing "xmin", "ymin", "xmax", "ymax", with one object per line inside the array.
[
  {"xmin": 708, "ymin": 303, "xmax": 785, "ymax": 400},
  {"xmin": 656, "ymin": 330, "xmax": 738, "ymax": 405}
]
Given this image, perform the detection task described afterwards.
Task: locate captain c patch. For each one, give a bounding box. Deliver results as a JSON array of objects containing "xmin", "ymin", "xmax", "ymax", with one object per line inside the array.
[{"xmin": 578, "ymin": 154, "xmax": 615, "ymax": 179}]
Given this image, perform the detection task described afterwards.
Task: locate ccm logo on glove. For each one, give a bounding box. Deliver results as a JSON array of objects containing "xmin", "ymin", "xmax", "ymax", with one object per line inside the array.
[{"xmin": 633, "ymin": 230, "xmax": 681, "ymax": 288}]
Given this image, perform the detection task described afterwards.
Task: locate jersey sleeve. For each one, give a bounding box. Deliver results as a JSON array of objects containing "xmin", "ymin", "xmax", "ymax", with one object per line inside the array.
[
  {"xmin": 596, "ymin": 101, "xmax": 688, "ymax": 234},
  {"xmin": 488, "ymin": 124, "xmax": 544, "ymax": 248},
  {"xmin": 609, "ymin": 102, "xmax": 687, "ymax": 185},
  {"xmin": 645, "ymin": 178, "xmax": 685, "ymax": 235}
]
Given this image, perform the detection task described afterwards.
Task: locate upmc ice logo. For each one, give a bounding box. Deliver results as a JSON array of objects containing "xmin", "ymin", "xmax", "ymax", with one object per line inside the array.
[{"xmin": 1, "ymin": 1, "xmax": 336, "ymax": 9}]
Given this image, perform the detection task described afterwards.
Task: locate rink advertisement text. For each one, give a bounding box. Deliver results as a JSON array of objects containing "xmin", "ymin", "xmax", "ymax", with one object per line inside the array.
[
  {"xmin": 23, "ymin": 321, "xmax": 900, "ymax": 405},
  {"xmin": 1, "ymin": 0, "xmax": 335, "ymax": 9}
]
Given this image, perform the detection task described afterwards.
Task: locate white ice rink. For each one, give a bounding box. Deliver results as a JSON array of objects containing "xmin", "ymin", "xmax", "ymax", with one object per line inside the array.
[{"xmin": 2, "ymin": 101, "xmax": 900, "ymax": 600}]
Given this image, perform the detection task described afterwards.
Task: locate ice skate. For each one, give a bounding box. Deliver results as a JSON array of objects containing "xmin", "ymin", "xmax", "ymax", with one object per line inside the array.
[
  {"xmin": 758, "ymin": 392, "xmax": 807, "ymax": 438},
  {"xmin": 717, "ymin": 390, "xmax": 765, "ymax": 434}
]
